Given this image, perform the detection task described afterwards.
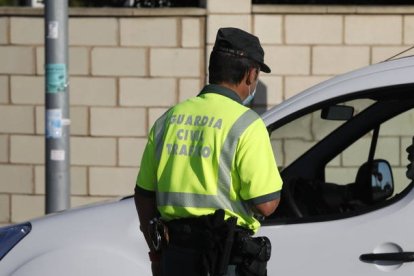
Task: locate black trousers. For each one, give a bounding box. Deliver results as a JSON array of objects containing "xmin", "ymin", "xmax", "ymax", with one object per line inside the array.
[
  {"xmin": 161, "ymin": 244, "xmax": 238, "ymax": 276},
  {"xmin": 161, "ymin": 244, "xmax": 205, "ymax": 276}
]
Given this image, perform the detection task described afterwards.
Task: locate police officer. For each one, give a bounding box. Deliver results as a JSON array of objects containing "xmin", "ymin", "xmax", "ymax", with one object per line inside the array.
[{"xmin": 134, "ymin": 27, "xmax": 283, "ymax": 276}]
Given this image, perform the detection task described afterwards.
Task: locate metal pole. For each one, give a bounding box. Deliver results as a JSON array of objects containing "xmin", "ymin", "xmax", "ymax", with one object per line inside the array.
[{"xmin": 45, "ymin": 0, "xmax": 70, "ymax": 214}]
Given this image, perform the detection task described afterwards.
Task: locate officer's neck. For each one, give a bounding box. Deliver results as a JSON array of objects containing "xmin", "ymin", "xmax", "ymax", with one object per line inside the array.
[{"xmin": 218, "ymin": 81, "xmax": 248, "ymax": 103}]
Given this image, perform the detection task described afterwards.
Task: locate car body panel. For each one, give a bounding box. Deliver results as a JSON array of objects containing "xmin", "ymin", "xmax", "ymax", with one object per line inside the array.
[
  {"xmin": 259, "ymin": 185, "xmax": 414, "ymax": 275},
  {"xmin": 2, "ymin": 200, "xmax": 150, "ymax": 276}
]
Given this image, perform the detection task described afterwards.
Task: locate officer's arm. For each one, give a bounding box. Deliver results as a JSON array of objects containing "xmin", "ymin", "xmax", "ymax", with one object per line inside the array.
[
  {"xmin": 253, "ymin": 198, "xmax": 280, "ymax": 217},
  {"xmin": 134, "ymin": 189, "xmax": 158, "ymax": 252}
]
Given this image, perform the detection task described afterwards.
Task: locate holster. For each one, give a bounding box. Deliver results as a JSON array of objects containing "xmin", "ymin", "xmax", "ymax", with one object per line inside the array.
[
  {"xmin": 231, "ymin": 234, "xmax": 272, "ymax": 276},
  {"xmin": 148, "ymin": 217, "xmax": 169, "ymax": 252}
]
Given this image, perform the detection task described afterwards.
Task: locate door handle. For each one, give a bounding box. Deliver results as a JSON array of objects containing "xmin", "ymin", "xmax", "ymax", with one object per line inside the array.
[{"xmin": 360, "ymin": 252, "xmax": 414, "ymax": 263}]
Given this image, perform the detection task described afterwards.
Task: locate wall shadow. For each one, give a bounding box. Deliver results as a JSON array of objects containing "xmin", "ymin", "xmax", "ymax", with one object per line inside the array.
[{"xmin": 251, "ymin": 80, "xmax": 268, "ymax": 115}]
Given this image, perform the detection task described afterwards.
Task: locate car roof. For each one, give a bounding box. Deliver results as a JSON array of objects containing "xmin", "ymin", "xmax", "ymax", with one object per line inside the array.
[{"xmin": 262, "ymin": 55, "xmax": 414, "ymax": 126}]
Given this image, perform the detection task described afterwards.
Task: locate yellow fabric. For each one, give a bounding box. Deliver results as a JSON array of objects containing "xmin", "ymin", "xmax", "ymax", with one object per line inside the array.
[{"xmin": 137, "ymin": 89, "xmax": 282, "ymax": 233}]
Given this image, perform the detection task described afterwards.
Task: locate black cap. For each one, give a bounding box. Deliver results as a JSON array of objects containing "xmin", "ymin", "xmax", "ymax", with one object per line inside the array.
[{"xmin": 212, "ymin": 27, "xmax": 271, "ymax": 73}]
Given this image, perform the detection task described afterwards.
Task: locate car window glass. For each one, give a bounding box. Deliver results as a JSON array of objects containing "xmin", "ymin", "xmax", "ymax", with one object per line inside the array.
[
  {"xmin": 326, "ymin": 107, "xmax": 414, "ymax": 196},
  {"xmin": 265, "ymin": 97, "xmax": 414, "ymax": 222},
  {"xmin": 270, "ymin": 111, "xmax": 342, "ymax": 170},
  {"xmin": 326, "ymin": 135, "xmax": 370, "ymax": 185},
  {"xmin": 375, "ymin": 110, "xmax": 414, "ymax": 195},
  {"xmin": 271, "ymin": 99, "xmax": 374, "ymax": 170}
]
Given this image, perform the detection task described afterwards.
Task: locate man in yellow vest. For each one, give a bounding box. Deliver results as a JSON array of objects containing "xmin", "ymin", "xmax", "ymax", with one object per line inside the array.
[{"xmin": 134, "ymin": 27, "xmax": 283, "ymax": 276}]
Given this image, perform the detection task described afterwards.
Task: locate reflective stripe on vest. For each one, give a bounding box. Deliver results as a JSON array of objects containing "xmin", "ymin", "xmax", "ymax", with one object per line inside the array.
[
  {"xmin": 154, "ymin": 110, "xmax": 169, "ymax": 163},
  {"xmin": 154, "ymin": 109, "xmax": 259, "ymax": 218}
]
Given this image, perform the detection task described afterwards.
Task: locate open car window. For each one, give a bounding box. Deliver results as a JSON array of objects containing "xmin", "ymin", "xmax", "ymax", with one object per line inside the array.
[{"xmin": 266, "ymin": 88, "xmax": 414, "ymax": 224}]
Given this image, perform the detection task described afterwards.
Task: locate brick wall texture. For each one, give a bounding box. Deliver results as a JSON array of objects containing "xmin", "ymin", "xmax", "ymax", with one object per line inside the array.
[{"xmin": 1, "ymin": 2, "xmax": 414, "ymax": 225}]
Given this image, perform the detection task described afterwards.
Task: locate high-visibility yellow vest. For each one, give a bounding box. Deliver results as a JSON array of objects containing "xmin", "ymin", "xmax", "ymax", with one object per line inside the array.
[{"xmin": 136, "ymin": 84, "xmax": 282, "ymax": 233}]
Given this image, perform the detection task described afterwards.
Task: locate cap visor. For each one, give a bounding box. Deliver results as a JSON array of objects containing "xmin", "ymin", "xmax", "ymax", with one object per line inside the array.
[{"xmin": 260, "ymin": 63, "xmax": 271, "ymax": 73}]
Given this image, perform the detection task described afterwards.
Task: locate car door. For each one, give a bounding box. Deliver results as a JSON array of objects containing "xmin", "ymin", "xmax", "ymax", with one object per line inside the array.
[{"xmin": 259, "ymin": 86, "xmax": 414, "ymax": 275}]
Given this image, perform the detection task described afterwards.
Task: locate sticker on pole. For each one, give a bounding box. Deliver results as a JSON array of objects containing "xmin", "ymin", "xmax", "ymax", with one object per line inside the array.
[
  {"xmin": 46, "ymin": 109, "xmax": 62, "ymax": 138},
  {"xmin": 46, "ymin": 63, "xmax": 67, "ymax": 93},
  {"xmin": 51, "ymin": 150, "xmax": 65, "ymax": 161},
  {"xmin": 47, "ymin": 21, "xmax": 59, "ymax": 39}
]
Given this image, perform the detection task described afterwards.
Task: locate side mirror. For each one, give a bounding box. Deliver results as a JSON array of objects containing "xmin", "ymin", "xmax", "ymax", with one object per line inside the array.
[
  {"xmin": 355, "ymin": 159, "xmax": 394, "ymax": 203},
  {"xmin": 370, "ymin": 160, "xmax": 394, "ymax": 202}
]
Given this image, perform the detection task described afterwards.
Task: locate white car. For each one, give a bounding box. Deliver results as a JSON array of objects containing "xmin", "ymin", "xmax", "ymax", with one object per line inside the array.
[{"xmin": 2, "ymin": 55, "xmax": 414, "ymax": 275}]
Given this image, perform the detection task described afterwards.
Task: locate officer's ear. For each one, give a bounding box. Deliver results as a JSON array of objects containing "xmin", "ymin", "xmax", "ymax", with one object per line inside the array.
[{"xmin": 246, "ymin": 67, "xmax": 258, "ymax": 86}]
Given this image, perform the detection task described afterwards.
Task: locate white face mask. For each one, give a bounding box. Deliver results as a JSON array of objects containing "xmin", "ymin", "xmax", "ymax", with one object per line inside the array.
[{"xmin": 243, "ymin": 79, "xmax": 259, "ymax": 106}]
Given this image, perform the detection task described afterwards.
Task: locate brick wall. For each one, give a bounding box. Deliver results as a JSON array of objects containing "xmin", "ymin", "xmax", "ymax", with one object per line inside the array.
[
  {"xmin": 1, "ymin": 1, "xmax": 414, "ymax": 225},
  {"xmin": 0, "ymin": 7, "xmax": 205, "ymax": 225}
]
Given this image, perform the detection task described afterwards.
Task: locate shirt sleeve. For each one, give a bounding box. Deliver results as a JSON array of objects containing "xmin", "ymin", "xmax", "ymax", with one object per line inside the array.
[
  {"xmin": 136, "ymin": 125, "xmax": 157, "ymax": 197},
  {"xmin": 235, "ymin": 118, "xmax": 283, "ymax": 205}
]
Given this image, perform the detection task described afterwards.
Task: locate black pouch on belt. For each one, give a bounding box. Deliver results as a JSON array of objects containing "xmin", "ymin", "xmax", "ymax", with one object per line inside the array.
[{"xmin": 232, "ymin": 235, "xmax": 272, "ymax": 276}]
